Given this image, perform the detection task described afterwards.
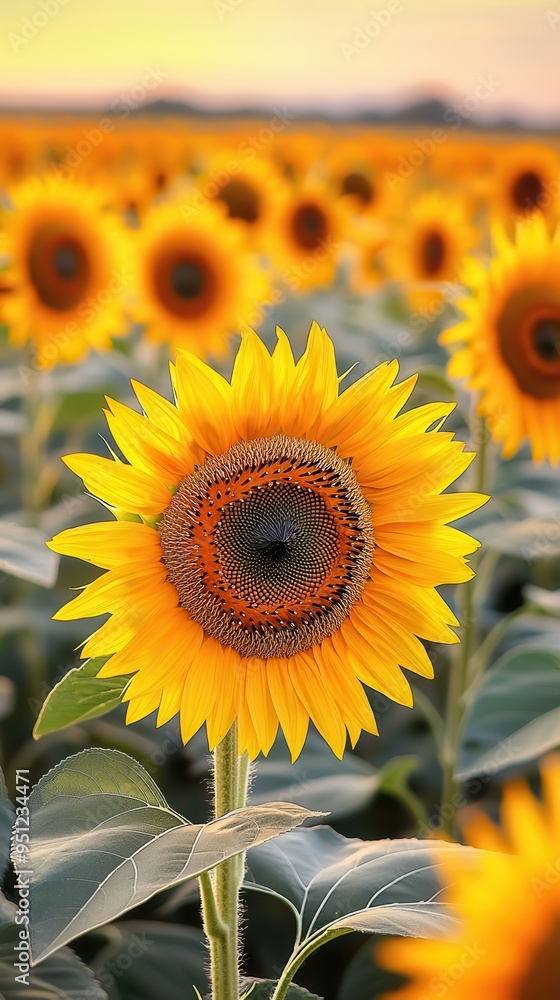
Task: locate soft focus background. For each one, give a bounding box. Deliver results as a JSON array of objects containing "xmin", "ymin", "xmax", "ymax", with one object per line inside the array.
[{"xmin": 1, "ymin": 2, "xmax": 560, "ymax": 998}]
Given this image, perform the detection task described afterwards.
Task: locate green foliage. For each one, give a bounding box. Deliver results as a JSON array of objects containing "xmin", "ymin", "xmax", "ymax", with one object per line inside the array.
[
  {"xmin": 457, "ymin": 648, "xmax": 560, "ymax": 780},
  {"xmin": 246, "ymin": 826, "xmax": 478, "ymax": 962},
  {"xmin": 91, "ymin": 921, "xmax": 208, "ymax": 1000},
  {"xmin": 27, "ymin": 748, "xmax": 318, "ymax": 963},
  {"xmin": 33, "ymin": 659, "xmax": 129, "ymax": 738},
  {"xmin": 0, "ymin": 923, "xmax": 107, "ymax": 1000}
]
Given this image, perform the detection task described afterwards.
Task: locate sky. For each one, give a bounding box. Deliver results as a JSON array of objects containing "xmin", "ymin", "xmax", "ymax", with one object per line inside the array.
[{"xmin": 0, "ymin": 0, "xmax": 557, "ymax": 125}]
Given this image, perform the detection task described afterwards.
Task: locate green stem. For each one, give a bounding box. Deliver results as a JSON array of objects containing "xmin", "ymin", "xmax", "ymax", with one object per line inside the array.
[
  {"xmin": 271, "ymin": 929, "xmax": 350, "ymax": 1000},
  {"xmin": 201, "ymin": 723, "xmax": 246, "ymax": 1000}
]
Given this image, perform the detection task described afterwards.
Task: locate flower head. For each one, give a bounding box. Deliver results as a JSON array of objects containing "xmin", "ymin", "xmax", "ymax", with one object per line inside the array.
[
  {"xmin": 442, "ymin": 214, "xmax": 560, "ymax": 463},
  {"xmin": 379, "ymin": 756, "xmax": 560, "ymax": 999},
  {"xmin": 49, "ymin": 324, "xmax": 486, "ymax": 759},
  {"xmin": 1, "ymin": 176, "xmax": 131, "ymax": 367}
]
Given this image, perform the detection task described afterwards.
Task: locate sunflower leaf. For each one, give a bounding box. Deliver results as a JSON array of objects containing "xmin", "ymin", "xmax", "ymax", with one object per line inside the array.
[
  {"xmin": 245, "ymin": 826, "xmax": 479, "ymax": 961},
  {"xmin": 33, "ymin": 659, "xmax": 129, "ymax": 739},
  {"xmin": 0, "ymin": 922, "xmax": 108, "ymax": 1000},
  {"xmin": 26, "ymin": 748, "xmax": 320, "ymax": 964},
  {"xmin": 456, "ymin": 647, "xmax": 560, "ymax": 780}
]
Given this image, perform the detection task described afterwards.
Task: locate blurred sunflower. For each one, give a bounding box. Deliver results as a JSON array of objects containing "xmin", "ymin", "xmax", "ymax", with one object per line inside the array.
[
  {"xmin": 0, "ymin": 176, "xmax": 131, "ymax": 367},
  {"xmin": 442, "ymin": 214, "xmax": 560, "ymax": 463},
  {"xmin": 197, "ymin": 154, "xmax": 286, "ymax": 248},
  {"xmin": 386, "ymin": 191, "xmax": 477, "ymax": 313},
  {"xmin": 494, "ymin": 143, "xmax": 560, "ymax": 222},
  {"xmin": 379, "ymin": 756, "xmax": 560, "ymax": 1000},
  {"xmin": 266, "ymin": 181, "xmax": 345, "ymax": 291},
  {"xmin": 48, "ymin": 324, "xmax": 486, "ymax": 760},
  {"xmin": 326, "ymin": 142, "xmax": 391, "ymax": 218},
  {"xmin": 131, "ymin": 199, "xmax": 269, "ymax": 358}
]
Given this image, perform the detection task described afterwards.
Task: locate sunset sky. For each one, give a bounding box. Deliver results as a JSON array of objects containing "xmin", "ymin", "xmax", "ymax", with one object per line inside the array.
[{"xmin": 0, "ymin": 0, "xmax": 556, "ymax": 124}]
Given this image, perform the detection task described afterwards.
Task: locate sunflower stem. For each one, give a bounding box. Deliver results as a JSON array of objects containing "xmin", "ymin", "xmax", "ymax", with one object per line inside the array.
[
  {"xmin": 202, "ymin": 723, "xmax": 246, "ymax": 1000},
  {"xmin": 271, "ymin": 929, "xmax": 350, "ymax": 1000}
]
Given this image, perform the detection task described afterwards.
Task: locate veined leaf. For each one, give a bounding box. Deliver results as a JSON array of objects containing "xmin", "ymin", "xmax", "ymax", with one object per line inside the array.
[
  {"xmin": 27, "ymin": 748, "xmax": 319, "ymax": 964},
  {"xmin": 246, "ymin": 827, "xmax": 479, "ymax": 960},
  {"xmin": 33, "ymin": 659, "xmax": 129, "ymax": 738}
]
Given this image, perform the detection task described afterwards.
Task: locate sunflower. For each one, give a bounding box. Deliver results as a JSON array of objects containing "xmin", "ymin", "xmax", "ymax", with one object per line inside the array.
[
  {"xmin": 325, "ymin": 140, "xmax": 391, "ymax": 218},
  {"xmin": 196, "ymin": 153, "xmax": 286, "ymax": 249},
  {"xmin": 379, "ymin": 756, "xmax": 560, "ymax": 999},
  {"xmin": 493, "ymin": 142, "xmax": 560, "ymax": 223},
  {"xmin": 130, "ymin": 199, "xmax": 269, "ymax": 359},
  {"xmin": 265, "ymin": 181, "xmax": 346, "ymax": 291},
  {"xmin": 48, "ymin": 324, "xmax": 486, "ymax": 760},
  {"xmin": 442, "ymin": 214, "xmax": 560, "ymax": 464},
  {"xmin": 0, "ymin": 176, "xmax": 131, "ymax": 367},
  {"xmin": 385, "ymin": 191, "xmax": 478, "ymax": 314}
]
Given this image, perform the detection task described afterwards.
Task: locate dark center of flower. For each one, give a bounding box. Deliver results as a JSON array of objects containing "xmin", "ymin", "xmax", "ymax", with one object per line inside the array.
[
  {"xmin": 291, "ymin": 202, "xmax": 328, "ymax": 251},
  {"xmin": 170, "ymin": 260, "xmax": 206, "ymax": 300},
  {"xmin": 341, "ymin": 172, "xmax": 374, "ymax": 205},
  {"xmin": 217, "ymin": 179, "xmax": 261, "ymax": 223},
  {"xmin": 516, "ymin": 913, "xmax": 560, "ymax": 1000},
  {"xmin": 497, "ymin": 288, "xmax": 560, "ymax": 399},
  {"xmin": 53, "ymin": 244, "xmax": 80, "ymax": 279},
  {"xmin": 153, "ymin": 249, "xmax": 216, "ymax": 320},
  {"xmin": 28, "ymin": 224, "xmax": 90, "ymax": 311},
  {"xmin": 159, "ymin": 435, "xmax": 374, "ymax": 659},
  {"xmin": 533, "ymin": 317, "xmax": 560, "ymax": 363},
  {"xmin": 511, "ymin": 170, "xmax": 544, "ymax": 213},
  {"xmin": 422, "ymin": 230, "xmax": 446, "ymax": 276}
]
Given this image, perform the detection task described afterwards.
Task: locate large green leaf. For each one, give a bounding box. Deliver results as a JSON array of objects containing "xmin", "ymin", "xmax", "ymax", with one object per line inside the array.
[
  {"xmin": 456, "ymin": 647, "xmax": 560, "ymax": 780},
  {"xmin": 244, "ymin": 817, "xmax": 482, "ymax": 1000},
  {"xmin": 0, "ymin": 923, "xmax": 107, "ymax": 1000},
  {"xmin": 0, "ymin": 522, "xmax": 58, "ymax": 587},
  {"xmin": 91, "ymin": 921, "xmax": 207, "ymax": 1000},
  {"xmin": 246, "ymin": 826, "xmax": 478, "ymax": 957},
  {"xmin": 33, "ymin": 659, "xmax": 129, "ymax": 738},
  {"xmin": 27, "ymin": 748, "xmax": 318, "ymax": 963}
]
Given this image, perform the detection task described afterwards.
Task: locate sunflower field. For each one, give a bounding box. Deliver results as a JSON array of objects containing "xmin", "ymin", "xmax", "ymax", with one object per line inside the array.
[{"xmin": 1, "ymin": 112, "xmax": 560, "ymax": 1000}]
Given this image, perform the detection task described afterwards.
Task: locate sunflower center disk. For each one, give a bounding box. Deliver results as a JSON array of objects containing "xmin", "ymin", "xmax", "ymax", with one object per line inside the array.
[
  {"xmin": 292, "ymin": 203, "xmax": 328, "ymax": 251},
  {"xmin": 512, "ymin": 169, "xmax": 543, "ymax": 212},
  {"xmin": 218, "ymin": 179, "xmax": 261, "ymax": 223},
  {"xmin": 341, "ymin": 171, "xmax": 374, "ymax": 205},
  {"xmin": 28, "ymin": 224, "xmax": 90, "ymax": 310},
  {"xmin": 422, "ymin": 230, "xmax": 446, "ymax": 276},
  {"xmin": 159, "ymin": 435, "xmax": 374, "ymax": 658}
]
